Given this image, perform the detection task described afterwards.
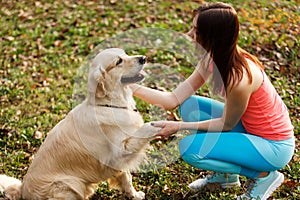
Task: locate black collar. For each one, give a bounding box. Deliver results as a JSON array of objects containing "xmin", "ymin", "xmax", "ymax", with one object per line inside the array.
[{"xmin": 97, "ymin": 104, "xmax": 137, "ymax": 112}]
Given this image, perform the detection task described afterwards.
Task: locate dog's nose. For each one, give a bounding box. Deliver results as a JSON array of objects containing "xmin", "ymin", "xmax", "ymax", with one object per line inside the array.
[{"xmin": 139, "ymin": 56, "xmax": 146, "ymax": 65}]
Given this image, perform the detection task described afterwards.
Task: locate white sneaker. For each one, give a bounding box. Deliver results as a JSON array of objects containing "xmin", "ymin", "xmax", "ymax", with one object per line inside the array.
[{"xmin": 189, "ymin": 173, "xmax": 241, "ymax": 191}]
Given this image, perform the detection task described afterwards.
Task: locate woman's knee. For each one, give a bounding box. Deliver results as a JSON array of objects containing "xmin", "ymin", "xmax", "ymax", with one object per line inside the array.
[
  {"xmin": 180, "ymin": 137, "xmax": 202, "ymax": 166},
  {"xmin": 181, "ymin": 154, "xmax": 201, "ymax": 167},
  {"xmin": 179, "ymin": 96, "xmax": 224, "ymax": 122},
  {"xmin": 179, "ymin": 137, "xmax": 188, "ymax": 157},
  {"xmin": 179, "ymin": 134, "xmax": 205, "ymax": 157},
  {"xmin": 179, "ymin": 135, "xmax": 193, "ymax": 157},
  {"xmin": 179, "ymin": 96, "xmax": 198, "ymax": 122}
]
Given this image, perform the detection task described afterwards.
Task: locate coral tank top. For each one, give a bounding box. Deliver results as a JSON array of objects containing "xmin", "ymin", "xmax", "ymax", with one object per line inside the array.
[{"xmin": 241, "ymin": 70, "xmax": 294, "ymax": 141}]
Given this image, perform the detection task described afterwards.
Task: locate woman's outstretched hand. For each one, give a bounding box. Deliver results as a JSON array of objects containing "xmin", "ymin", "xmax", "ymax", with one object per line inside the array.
[{"xmin": 151, "ymin": 121, "xmax": 181, "ymax": 138}]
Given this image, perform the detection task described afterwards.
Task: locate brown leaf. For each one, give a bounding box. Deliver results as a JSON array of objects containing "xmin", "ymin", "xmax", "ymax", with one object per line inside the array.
[
  {"xmin": 283, "ymin": 179, "xmax": 299, "ymax": 188},
  {"xmin": 166, "ymin": 111, "xmax": 180, "ymax": 121}
]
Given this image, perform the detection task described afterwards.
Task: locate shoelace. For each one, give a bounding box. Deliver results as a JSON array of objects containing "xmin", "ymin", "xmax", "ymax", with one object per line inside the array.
[
  {"xmin": 206, "ymin": 172, "xmax": 218, "ymax": 180},
  {"xmin": 244, "ymin": 179, "xmax": 257, "ymax": 198}
]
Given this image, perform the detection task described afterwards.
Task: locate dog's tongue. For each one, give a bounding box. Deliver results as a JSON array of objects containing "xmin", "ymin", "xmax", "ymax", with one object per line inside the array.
[
  {"xmin": 121, "ymin": 70, "xmax": 146, "ymax": 84},
  {"xmin": 139, "ymin": 70, "xmax": 147, "ymax": 77}
]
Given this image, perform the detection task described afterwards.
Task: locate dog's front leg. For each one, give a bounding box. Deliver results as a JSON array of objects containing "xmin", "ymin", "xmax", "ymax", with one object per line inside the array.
[
  {"xmin": 109, "ymin": 171, "xmax": 145, "ymax": 200},
  {"xmin": 123, "ymin": 123, "xmax": 161, "ymax": 153}
]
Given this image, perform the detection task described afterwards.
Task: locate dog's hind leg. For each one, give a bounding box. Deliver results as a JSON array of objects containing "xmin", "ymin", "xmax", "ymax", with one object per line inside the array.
[
  {"xmin": 49, "ymin": 191, "xmax": 81, "ymax": 200},
  {"xmin": 108, "ymin": 171, "xmax": 145, "ymax": 200},
  {"xmin": 49, "ymin": 176, "xmax": 87, "ymax": 200},
  {"xmin": 85, "ymin": 183, "xmax": 98, "ymax": 200}
]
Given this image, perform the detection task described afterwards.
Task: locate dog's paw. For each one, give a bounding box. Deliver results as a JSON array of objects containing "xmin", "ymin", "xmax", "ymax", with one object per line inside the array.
[
  {"xmin": 132, "ymin": 191, "xmax": 145, "ymax": 200},
  {"xmin": 140, "ymin": 123, "xmax": 161, "ymax": 138}
]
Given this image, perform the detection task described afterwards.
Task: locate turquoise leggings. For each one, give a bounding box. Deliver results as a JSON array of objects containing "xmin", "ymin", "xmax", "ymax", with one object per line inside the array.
[{"xmin": 179, "ymin": 96, "xmax": 295, "ymax": 178}]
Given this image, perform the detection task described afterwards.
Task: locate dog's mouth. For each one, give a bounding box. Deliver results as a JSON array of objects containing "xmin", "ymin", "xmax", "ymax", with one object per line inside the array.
[{"xmin": 121, "ymin": 70, "xmax": 146, "ymax": 84}]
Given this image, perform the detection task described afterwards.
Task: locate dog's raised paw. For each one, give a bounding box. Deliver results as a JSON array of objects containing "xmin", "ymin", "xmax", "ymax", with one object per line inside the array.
[{"xmin": 140, "ymin": 123, "xmax": 161, "ymax": 138}]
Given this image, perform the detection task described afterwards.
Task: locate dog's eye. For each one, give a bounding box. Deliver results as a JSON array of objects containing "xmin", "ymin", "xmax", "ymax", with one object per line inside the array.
[{"xmin": 116, "ymin": 58, "xmax": 123, "ymax": 65}]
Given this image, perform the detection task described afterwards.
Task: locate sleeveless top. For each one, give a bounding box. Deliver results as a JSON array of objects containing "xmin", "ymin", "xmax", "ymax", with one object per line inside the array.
[{"xmin": 241, "ymin": 70, "xmax": 294, "ymax": 140}]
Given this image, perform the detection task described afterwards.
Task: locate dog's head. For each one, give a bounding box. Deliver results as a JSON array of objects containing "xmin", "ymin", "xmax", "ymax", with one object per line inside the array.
[{"xmin": 88, "ymin": 48, "xmax": 146, "ymax": 103}]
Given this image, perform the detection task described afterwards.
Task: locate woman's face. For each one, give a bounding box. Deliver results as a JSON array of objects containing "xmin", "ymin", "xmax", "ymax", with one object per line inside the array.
[{"xmin": 187, "ymin": 15, "xmax": 198, "ymax": 41}]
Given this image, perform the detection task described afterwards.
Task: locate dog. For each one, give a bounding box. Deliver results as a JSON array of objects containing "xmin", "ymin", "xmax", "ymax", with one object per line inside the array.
[{"xmin": 0, "ymin": 48, "xmax": 161, "ymax": 200}]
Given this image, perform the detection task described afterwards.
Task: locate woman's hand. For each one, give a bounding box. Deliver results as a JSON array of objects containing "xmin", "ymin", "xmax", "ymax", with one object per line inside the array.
[{"xmin": 151, "ymin": 121, "xmax": 181, "ymax": 138}]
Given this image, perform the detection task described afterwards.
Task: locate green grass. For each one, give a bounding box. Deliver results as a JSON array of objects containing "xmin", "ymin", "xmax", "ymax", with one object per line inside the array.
[{"xmin": 1, "ymin": 0, "xmax": 299, "ymax": 199}]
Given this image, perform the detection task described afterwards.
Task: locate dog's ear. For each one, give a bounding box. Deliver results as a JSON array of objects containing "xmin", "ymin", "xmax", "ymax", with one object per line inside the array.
[
  {"xmin": 95, "ymin": 81, "xmax": 106, "ymax": 98},
  {"xmin": 88, "ymin": 64, "xmax": 107, "ymax": 99},
  {"xmin": 95, "ymin": 65, "xmax": 107, "ymax": 98}
]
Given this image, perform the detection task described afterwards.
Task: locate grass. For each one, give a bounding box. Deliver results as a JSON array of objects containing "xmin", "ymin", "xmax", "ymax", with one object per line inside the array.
[{"xmin": 0, "ymin": 0, "xmax": 299, "ymax": 199}]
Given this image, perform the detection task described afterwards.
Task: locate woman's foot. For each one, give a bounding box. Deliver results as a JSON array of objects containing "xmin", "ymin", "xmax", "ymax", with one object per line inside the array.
[
  {"xmin": 188, "ymin": 173, "xmax": 241, "ymax": 191},
  {"xmin": 237, "ymin": 171, "xmax": 284, "ymax": 200}
]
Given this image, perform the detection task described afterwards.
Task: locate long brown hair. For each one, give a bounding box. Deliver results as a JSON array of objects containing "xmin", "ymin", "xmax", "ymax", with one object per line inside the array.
[{"xmin": 194, "ymin": 2, "xmax": 264, "ymax": 95}]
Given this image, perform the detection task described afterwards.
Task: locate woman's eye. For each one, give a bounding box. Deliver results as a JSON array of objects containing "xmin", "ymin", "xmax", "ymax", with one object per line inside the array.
[{"xmin": 116, "ymin": 58, "xmax": 123, "ymax": 65}]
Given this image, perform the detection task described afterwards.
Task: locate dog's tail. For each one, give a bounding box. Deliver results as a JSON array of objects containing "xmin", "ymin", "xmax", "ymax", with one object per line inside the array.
[{"xmin": 0, "ymin": 175, "xmax": 22, "ymax": 200}]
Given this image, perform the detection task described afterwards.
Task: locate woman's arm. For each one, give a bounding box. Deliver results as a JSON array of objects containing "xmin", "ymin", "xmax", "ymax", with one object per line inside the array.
[
  {"xmin": 130, "ymin": 84, "xmax": 177, "ymax": 110},
  {"xmin": 153, "ymin": 74, "xmax": 253, "ymax": 136},
  {"xmin": 131, "ymin": 65, "xmax": 209, "ymax": 110}
]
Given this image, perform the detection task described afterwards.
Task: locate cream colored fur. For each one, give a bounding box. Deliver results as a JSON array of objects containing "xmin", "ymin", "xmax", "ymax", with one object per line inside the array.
[{"xmin": 0, "ymin": 48, "xmax": 160, "ymax": 200}]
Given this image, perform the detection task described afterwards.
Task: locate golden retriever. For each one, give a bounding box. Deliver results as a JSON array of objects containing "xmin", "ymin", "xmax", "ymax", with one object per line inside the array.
[{"xmin": 0, "ymin": 48, "xmax": 161, "ymax": 200}]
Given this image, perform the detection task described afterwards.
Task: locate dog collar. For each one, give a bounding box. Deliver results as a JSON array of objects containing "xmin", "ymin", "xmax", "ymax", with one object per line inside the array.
[{"xmin": 97, "ymin": 104, "xmax": 137, "ymax": 112}]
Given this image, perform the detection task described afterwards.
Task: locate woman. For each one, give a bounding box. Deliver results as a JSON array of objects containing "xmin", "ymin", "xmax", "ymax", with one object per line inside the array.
[{"xmin": 130, "ymin": 2, "xmax": 295, "ymax": 200}]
